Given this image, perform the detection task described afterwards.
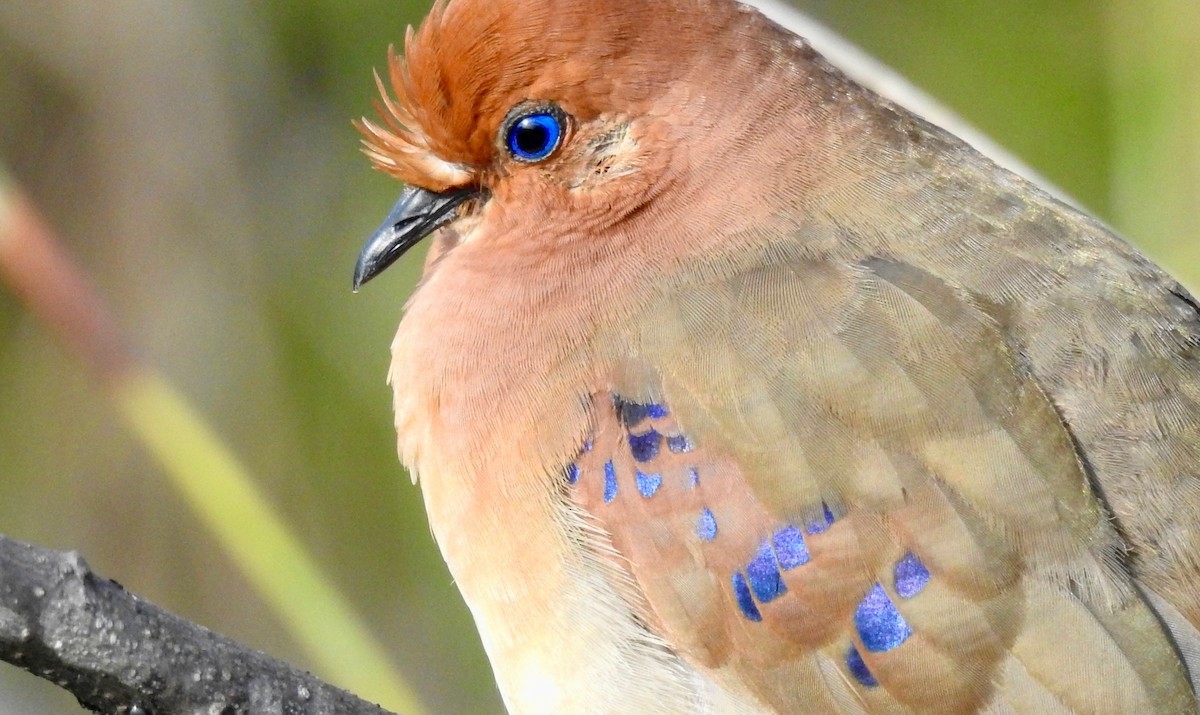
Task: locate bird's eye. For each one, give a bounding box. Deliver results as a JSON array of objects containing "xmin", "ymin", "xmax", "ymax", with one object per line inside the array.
[{"xmin": 504, "ymin": 107, "xmax": 565, "ymax": 162}]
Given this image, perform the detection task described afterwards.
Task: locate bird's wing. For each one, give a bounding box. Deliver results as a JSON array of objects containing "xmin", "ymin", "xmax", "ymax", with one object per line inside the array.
[{"xmin": 570, "ymin": 247, "xmax": 1198, "ymax": 712}]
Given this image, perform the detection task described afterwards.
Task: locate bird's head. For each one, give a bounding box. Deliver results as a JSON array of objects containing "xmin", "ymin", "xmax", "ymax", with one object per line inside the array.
[{"xmin": 351, "ymin": 0, "xmax": 781, "ymax": 288}]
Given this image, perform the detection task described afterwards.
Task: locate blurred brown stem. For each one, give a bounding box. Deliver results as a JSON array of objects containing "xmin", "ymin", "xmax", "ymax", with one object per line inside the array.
[{"xmin": 0, "ymin": 179, "xmax": 133, "ymax": 383}]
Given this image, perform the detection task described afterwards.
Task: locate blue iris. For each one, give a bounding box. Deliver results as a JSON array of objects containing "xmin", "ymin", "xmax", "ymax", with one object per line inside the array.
[{"xmin": 506, "ymin": 112, "xmax": 562, "ymax": 161}]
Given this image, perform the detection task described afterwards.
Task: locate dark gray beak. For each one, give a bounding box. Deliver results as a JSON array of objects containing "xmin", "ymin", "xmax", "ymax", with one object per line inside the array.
[{"xmin": 353, "ymin": 185, "xmax": 478, "ymax": 290}]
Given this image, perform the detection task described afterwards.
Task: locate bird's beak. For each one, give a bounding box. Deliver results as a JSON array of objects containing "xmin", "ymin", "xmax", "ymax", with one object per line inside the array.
[{"xmin": 353, "ymin": 185, "xmax": 479, "ymax": 290}]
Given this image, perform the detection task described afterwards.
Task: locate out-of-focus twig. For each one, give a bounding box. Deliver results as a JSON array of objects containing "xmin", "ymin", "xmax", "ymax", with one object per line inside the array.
[
  {"xmin": 0, "ymin": 168, "xmax": 131, "ymax": 381},
  {"xmin": 0, "ymin": 165, "xmax": 427, "ymax": 715}
]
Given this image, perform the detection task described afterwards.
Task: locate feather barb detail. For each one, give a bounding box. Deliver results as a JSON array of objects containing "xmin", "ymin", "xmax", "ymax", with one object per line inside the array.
[{"xmin": 355, "ymin": 43, "xmax": 472, "ymax": 191}]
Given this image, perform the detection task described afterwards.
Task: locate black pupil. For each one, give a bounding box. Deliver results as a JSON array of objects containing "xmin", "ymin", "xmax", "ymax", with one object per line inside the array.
[{"xmin": 515, "ymin": 119, "xmax": 550, "ymax": 155}]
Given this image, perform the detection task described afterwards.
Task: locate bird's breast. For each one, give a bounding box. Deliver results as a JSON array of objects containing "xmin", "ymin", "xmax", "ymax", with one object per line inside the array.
[{"xmin": 385, "ymin": 249, "xmax": 731, "ymax": 712}]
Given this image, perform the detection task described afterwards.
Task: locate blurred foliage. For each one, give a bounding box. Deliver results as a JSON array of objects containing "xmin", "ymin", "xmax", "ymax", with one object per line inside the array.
[{"xmin": 0, "ymin": 1, "xmax": 1195, "ymax": 713}]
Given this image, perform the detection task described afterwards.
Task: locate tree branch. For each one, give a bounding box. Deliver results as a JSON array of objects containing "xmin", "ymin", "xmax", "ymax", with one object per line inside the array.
[{"xmin": 0, "ymin": 534, "xmax": 397, "ymax": 715}]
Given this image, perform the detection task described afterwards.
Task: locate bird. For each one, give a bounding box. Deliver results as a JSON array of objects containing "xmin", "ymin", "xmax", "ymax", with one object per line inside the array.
[{"xmin": 351, "ymin": 0, "xmax": 1200, "ymax": 712}]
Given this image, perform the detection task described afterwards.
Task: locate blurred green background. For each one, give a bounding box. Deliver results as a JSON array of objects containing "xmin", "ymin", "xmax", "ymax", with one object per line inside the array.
[{"xmin": 0, "ymin": 1, "xmax": 1195, "ymax": 712}]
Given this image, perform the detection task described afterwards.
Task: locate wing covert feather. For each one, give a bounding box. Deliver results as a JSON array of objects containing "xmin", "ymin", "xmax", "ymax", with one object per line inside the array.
[{"xmin": 570, "ymin": 235, "xmax": 1197, "ymax": 711}]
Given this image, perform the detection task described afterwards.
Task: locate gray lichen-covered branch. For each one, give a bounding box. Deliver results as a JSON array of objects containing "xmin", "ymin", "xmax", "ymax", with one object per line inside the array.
[{"xmin": 0, "ymin": 534, "xmax": 396, "ymax": 715}]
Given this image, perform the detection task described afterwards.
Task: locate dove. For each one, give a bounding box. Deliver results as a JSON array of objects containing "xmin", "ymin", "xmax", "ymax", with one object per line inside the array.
[{"xmin": 353, "ymin": 0, "xmax": 1200, "ymax": 712}]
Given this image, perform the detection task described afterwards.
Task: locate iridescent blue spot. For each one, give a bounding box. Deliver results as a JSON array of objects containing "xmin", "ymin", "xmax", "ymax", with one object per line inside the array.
[
  {"xmin": 565, "ymin": 463, "xmax": 579, "ymax": 484},
  {"xmin": 628, "ymin": 430, "xmax": 661, "ymax": 462},
  {"xmin": 688, "ymin": 468, "xmax": 700, "ymax": 488},
  {"xmin": 772, "ymin": 525, "xmax": 809, "ymax": 569},
  {"xmin": 636, "ymin": 471, "xmax": 662, "ymax": 498},
  {"xmin": 667, "ymin": 434, "xmax": 694, "ymax": 453},
  {"xmin": 645, "ymin": 403, "xmax": 669, "ymax": 419},
  {"xmin": 582, "ymin": 439, "xmax": 593, "ymax": 453},
  {"xmin": 845, "ymin": 645, "xmax": 877, "ymax": 687},
  {"xmin": 731, "ymin": 572, "xmax": 762, "ymax": 622},
  {"xmin": 746, "ymin": 540, "xmax": 787, "ymax": 603},
  {"xmin": 603, "ymin": 460, "xmax": 618, "ymax": 503},
  {"xmin": 894, "ymin": 552, "xmax": 931, "ymax": 598},
  {"xmin": 805, "ymin": 502, "xmax": 837, "ymax": 534},
  {"xmin": 696, "ymin": 508, "xmax": 717, "ymax": 541},
  {"xmin": 855, "ymin": 584, "xmax": 912, "ymax": 652},
  {"xmin": 613, "ymin": 396, "xmax": 648, "ymax": 427}
]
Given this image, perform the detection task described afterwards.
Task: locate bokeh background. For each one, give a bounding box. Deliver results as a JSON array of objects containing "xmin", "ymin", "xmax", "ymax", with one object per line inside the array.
[{"xmin": 0, "ymin": 1, "xmax": 1196, "ymax": 712}]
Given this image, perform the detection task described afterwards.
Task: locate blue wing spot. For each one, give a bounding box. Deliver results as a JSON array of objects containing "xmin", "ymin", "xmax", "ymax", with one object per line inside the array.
[
  {"xmin": 582, "ymin": 438, "xmax": 592, "ymax": 453},
  {"xmin": 688, "ymin": 468, "xmax": 700, "ymax": 488},
  {"xmin": 845, "ymin": 645, "xmax": 878, "ymax": 687},
  {"xmin": 645, "ymin": 403, "xmax": 669, "ymax": 419},
  {"xmin": 805, "ymin": 501, "xmax": 837, "ymax": 534},
  {"xmin": 855, "ymin": 584, "xmax": 912, "ymax": 652},
  {"xmin": 603, "ymin": 460, "xmax": 618, "ymax": 503},
  {"xmin": 731, "ymin": 572, "xmax": 763, "ymax": 622},
  {"xmin": 696, "ymin": 508, "xmax": 717, "ymax": 541},
  {"xmin": 746, "ymin": 540, "xmax": 787, "ymax": 603},
  {"xmin": 613, "ymin": 395, "xmax": 649, "ymax": 428},
  {"xmin": 894, "ymin": 552, "xmax": 931, "ymax": 598},
  {"xmin": 628, "ymin": 430, "xmax": 661, "ymax": 462},
  {"xmin": 666, "ymin": 434, "xmax": 694, "ymax": 453},
  {"xmin": 636, "ymin": 470, "xmax": 662, "ymax": 498},
  {"xmin": 772, "ymin": 525, "xmax": 810, "ymax": 569},
  {"xmin": 565, "ymin": 463, "xmax": 579, "ymax": 484}
]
